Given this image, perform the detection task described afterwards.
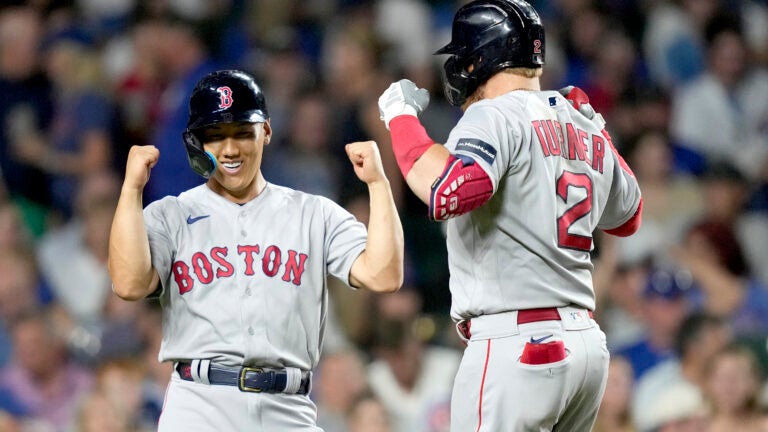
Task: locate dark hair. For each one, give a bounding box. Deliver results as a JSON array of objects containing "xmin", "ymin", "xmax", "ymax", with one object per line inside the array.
[
  {"xmin": 675, "ymin": 312, "xmax": 726, "ymax": 357},
  {"xmin": 686, "ymin": 221, "xmax": 748, "ymax": 276},
  {"xmin": 704, "ymin": 12, "xmax": 743, "ymax": 48}
]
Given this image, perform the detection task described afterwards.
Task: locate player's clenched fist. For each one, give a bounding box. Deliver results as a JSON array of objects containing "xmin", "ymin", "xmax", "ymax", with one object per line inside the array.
[
  {"xmin": 124, "ymin": 145, "xmax": 160, "ymax": 190},
  {"xmin": 378, "ymin": 79, "xmax": 430, "ymax": 130},
  {"xmin": 345, "ymin": 141, "xmax": 386, "ymax": 185}
]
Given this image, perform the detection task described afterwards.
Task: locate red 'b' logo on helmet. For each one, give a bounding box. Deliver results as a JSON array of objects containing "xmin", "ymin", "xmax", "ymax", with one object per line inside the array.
[{"xmin": 216, "ymin": 86, "xmax": 233, "ymax": 108}]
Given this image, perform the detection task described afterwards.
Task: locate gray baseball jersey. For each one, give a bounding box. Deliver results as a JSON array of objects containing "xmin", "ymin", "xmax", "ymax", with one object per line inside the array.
[
  {"xmin": 143, "ymin": 182, "xmax": 367, "ymax": 370},
  {"xmin": 444, "ymin": 90, "xmax": 641, "ymax": 321}
]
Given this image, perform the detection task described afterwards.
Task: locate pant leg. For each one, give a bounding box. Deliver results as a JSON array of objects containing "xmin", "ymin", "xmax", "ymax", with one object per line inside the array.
[
  {"xmin": 450, "ymin": 321, "xmax": 608, "ymax": 432},
  {"xmin": 552, "ymin": 325, "xmax": 610, "ymax": 432},
  {"xmin": 159, "ymin": 376, "xmax": 246, "ymax": 431}
]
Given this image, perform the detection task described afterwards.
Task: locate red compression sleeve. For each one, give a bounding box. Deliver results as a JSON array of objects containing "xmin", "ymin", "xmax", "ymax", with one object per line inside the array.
[
  {"xmin": 604, "ymin": 198, "xmax": 643, "ymax": 237},
  {"xmin": 389, "ymin": 115, "xmax": 435, "ymax": 177}
]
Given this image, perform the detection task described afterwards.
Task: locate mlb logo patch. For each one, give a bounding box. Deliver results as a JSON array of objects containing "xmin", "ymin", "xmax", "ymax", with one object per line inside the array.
[{"xmin": 549, "ymin": 96, "xmax": 558, "ymax": 107}]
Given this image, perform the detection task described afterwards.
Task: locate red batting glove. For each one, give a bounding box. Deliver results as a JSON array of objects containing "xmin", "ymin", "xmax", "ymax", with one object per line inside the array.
[{"xmin": 558, "ymin": 85, "xmax": 611, "ymax": 144}]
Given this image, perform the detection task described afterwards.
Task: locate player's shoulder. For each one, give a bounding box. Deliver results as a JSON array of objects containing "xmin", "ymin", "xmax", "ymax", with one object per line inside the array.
[
  {"xmin": 463, "ymin": 91, "xmax": 538, "ymax": 123},
  {"xmin": 145, "ymin": 185, "xmax": 206, "ymax": 216}
]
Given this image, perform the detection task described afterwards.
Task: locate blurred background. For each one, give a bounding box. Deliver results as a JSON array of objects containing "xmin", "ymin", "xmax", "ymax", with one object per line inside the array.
[{"xmin": 0, "ymin": 0, "xmax": 766, "ymax": 431}]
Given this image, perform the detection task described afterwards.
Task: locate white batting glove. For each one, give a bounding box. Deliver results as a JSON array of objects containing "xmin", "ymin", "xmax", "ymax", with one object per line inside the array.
[{"xmin": 378, "ymin": 79, "xmax": 430, "ymax": 130}]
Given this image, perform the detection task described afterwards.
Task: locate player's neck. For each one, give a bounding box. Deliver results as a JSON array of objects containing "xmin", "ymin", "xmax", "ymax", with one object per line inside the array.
[
  {"xmin": 208, "ymin": 172, "xmax": 268, "ymax": 204},
  {"xmin": 484, "ymin": 73, "xmax": 540, "ymax": 99}
]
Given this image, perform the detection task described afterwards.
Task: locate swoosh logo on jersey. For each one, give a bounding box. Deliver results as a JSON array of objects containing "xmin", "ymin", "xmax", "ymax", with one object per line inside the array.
[
  {"xmin": 530, "ymin": 334, "xmax": 553, "ymax": 344},
  {"xmin": 186, "ymin": 215, "xmax": 210, "ymax": 225}
]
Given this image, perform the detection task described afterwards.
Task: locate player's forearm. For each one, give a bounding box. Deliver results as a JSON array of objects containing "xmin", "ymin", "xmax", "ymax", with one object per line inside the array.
[
  {"xmin": 108, "ymin": 186, "xmax": 157, "ymax": 300},
  {"xmin": 389, "ymin": 115, "xmax": 451, "ymax": 204},
  {"xmin": 356, "ymin": 179, "xmax": 404, "ymax": 293}
]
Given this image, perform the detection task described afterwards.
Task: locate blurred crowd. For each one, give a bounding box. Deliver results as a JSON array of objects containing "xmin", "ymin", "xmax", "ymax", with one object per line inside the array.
[{"xmin": 0, "ymin": 0, "xmax": 766, "ymax": 431}]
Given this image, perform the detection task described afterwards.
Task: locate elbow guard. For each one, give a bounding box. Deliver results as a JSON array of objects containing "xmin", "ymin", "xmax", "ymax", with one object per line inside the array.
[{"xmin": 429, "ymin": 155, "xmax": 493, "ymax": 221}]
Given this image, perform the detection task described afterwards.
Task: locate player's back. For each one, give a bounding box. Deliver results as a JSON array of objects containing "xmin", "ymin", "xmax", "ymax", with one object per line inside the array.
[{"xmin": 445, "ymin": 90, "xmax": 640, "ymax": 320}]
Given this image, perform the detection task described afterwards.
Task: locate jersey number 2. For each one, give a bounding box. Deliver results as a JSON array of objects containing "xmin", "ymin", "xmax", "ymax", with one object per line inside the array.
[{"xmin": 556, "ymin": 171, "xmax": 593, "ymax": 251}]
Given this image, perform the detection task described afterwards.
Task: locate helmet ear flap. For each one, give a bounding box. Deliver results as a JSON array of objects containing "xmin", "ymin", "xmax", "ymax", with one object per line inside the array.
[{"xmin": 183, "ymin": 130, "xmax": 217, "ymax": 179}]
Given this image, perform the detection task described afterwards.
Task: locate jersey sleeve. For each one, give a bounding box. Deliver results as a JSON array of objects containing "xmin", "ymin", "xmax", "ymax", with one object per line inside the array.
[
  {"xmin": 445, "ymin": 102, "xmax": 520, "ymax": 193},
  {"xmin": 143, "ymin": 198, "xmax": 177, "ymax": 298},
  {"xmin": 321, "ymin": 197, "xmax": 368, "ymax": 288},
  {"xmin": 597, "ymin": 146, "xmax": 642, "ymax": 232}
]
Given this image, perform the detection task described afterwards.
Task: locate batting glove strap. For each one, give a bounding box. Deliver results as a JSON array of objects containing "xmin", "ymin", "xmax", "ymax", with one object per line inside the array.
[{"xmin": 378, "ymin": 79, "xmax": 430, "ymax": 130}]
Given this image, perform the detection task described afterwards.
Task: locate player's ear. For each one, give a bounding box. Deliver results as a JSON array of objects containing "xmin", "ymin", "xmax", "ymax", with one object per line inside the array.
[{"xmin": 262, "ymin": 120, "xmax": 272, "ymax": 146}]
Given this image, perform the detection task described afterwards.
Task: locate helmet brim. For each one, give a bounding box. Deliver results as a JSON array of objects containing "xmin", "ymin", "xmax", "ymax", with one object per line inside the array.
[
  {"xmin": 434, "ymin": 41, "xmax": 461, "ymax": 55},
  {"xmin": 186, "ymin": 109, "xmax": 268, "ymax": 131}
]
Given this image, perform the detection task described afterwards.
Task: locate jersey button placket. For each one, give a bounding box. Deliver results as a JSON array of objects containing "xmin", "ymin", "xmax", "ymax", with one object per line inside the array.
[{"xmin": 239, "ymin": 211, "xmax": 247, "ymax": 237}]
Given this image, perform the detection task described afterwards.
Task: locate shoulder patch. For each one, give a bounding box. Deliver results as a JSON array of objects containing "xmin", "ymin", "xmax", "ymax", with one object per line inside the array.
[{"xmin": 455, "ymin": 138, "xmax": 497, "ymax": 165}]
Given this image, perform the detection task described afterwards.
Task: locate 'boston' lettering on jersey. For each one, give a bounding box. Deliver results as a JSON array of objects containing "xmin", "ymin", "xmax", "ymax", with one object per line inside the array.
[
  {"xmin": 171, "ymin": 244, "xmax": 309, "ymax": 294},
  {"xmin": 531, "ymin": 119, "xmax": 605, "ymax": 173}
]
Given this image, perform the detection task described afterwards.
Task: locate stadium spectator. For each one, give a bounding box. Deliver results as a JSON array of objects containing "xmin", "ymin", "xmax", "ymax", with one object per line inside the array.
[
  {"xmin": 670, "ymin": 12, "xmax": 768, "ymax": 181},
  {"xmin": 367, "ymin": 288, "xmax": 459, "ymax": 432},
  {"xmin": 616, "ymin": 266, "xmax": 693, "ymax": 379},
  {"xmin": 632, "ymin": 312, "xmax": 732, "ymax": 432},
  {"xmin": 11, "ymin": 28, "xmax": 115, "ymax": 221},
  {"xmin": 37, "ymin": 171, "xmax": 119, "ymax": 331},
  {"xmin": 0, "ymin": 308, "xmax": 92, "ymax": 431},
  {"xmin": 674, "ymin": 220, "xmax": 768, "ymax": 339},
  {"xmin": 346, "ymin": 391, "xmax": 393, "ymax": 432},
  {"xmin": 143, "ymin": 18, "xmax": 220, "ymax": 202},
  {"xmin": 615, "ymin": 131, "xmax": 703, "ymax": 264},
  {"xmin": 643, "ymin": 381, "xmax": 708, "ymax": 432},
  {"xmin": 704, "ymin": 344, "xmax": 768, "ymax": 432},
  {"xmin": 592, "ymin": 356, "xmax": 635, "ymax": 432},
  {"xmin": 0, "ymin": 6, "xmax": 53, "ymax": 234},
  {"xmin": 314, "ymin": 349, "xmax": 370, "ymax": 432}
]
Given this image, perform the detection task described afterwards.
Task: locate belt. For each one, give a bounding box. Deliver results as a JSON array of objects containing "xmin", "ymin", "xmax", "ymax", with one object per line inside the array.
[
  {"xmin": 457, "ymin": 307, "xmax": 595, "ymax": 342},
  {"xmin": 176, "ymin": 362, "xmax": 311, "ymax": 395},
  {"xmin": 517, "ymin": 307, "xmax": 594, "ymax": 324}
]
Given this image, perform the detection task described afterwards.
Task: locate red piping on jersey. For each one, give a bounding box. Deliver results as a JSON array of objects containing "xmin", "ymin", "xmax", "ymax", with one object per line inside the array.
[
  {"xmin": 476, "ymin": 339, "xmax": 492, "ymax": 432},
  {"xmin": 389, "ymin": 115, "xmax": 435, "ymax": 177},
  {"xmin": 605, "ymin": 198, "xmax": 643, "ymax": 237}
]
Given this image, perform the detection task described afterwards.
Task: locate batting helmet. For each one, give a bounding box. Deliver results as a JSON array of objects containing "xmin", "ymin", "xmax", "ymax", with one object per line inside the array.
[
  {"xmin": 435, "ymin": 0, "xmax": 545, "ymax": 106},
  {"xmin": 182, "ymin": 69, "xmax": 269, "ymax": 178}
]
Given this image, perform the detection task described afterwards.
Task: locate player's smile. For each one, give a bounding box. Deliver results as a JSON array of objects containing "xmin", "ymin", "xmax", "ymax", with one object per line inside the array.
[
  {"xmin": 220, "ymin": 160, "xmax": 244, "ymax": 174},
  {"xmin": 201, "ymin": 121, "xmax": 271, "ymax": 201}
]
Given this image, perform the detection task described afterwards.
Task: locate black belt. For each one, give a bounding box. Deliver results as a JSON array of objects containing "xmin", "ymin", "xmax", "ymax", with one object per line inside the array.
[{"xmin": 176, "ymin": 362, "xmax": 311, "ymax": 395}]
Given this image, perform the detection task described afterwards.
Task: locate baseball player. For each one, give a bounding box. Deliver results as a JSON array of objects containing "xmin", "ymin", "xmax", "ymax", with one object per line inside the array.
[
  {"xmin": 377, "ymin": 1, "xmax": 643, "ymax": 431},
  {"xmin": 107, "ymin": 69, "xmax": 404, "ymax": 431}
]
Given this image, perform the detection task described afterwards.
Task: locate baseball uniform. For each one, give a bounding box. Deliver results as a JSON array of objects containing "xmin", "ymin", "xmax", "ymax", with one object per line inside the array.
[
  {"xmin": 150, "ymin": 183, "xmax": 367, "ymax": 431},
  {"xmin": 378, "ymin": 1, "xmax": 642, "ymax": 430},
  {"xmin": 446, "ymin": 90, "xmax": 639, "ymax": 431},
  {"xmin": 109, "ymin": 69, "xmax": 404, "ymax": 432}
]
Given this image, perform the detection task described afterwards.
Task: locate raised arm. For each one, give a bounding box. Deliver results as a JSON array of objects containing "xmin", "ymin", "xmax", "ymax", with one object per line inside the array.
[
  {"xmin": 378, "ymin": 79, "xmax": 493, "ymax": 220},
  {"xmin": 345, "ymin": 141, "xmax": 404, "ymax": 293},
  {"xmin": 108, "ymin": 145, "xmax": 161, "ymax": 300}
]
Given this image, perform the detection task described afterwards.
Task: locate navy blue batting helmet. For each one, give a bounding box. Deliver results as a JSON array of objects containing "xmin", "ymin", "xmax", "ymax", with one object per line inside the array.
[
  {"xmin": 435, "ymin": 0, "xmax": 545, "ymax": 106},
  {"xmin": 182, "ymin": 69, "xmax": 269, "ymax": 178}
]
